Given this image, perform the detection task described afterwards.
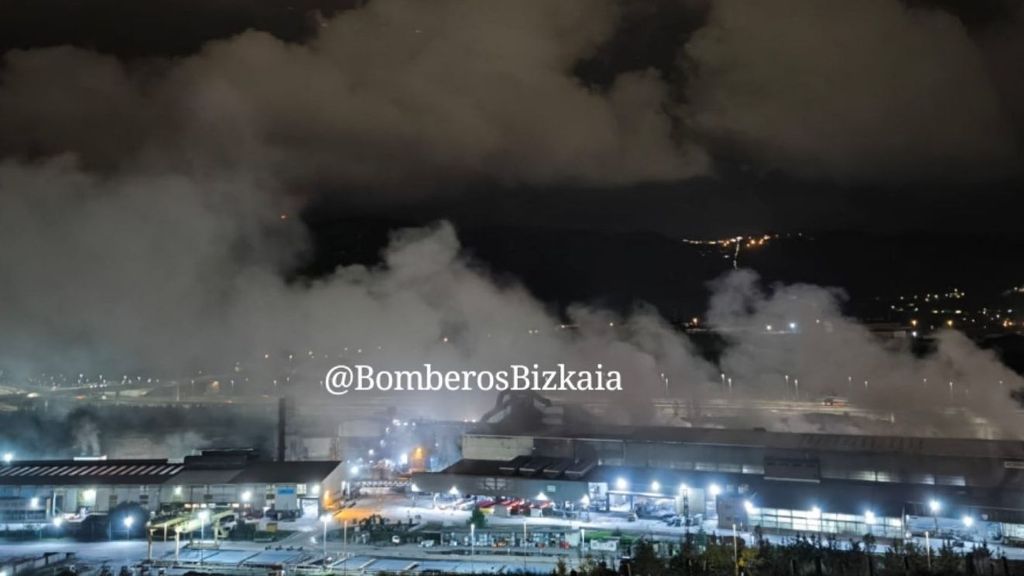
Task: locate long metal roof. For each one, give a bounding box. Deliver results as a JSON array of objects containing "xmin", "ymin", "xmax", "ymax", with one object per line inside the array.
[
  {"xmin": 0, "ymin": 457, "xmax": 341, "ymax": 486},
  {"xmin": 469, "ymin": 425, "xmax": 1024, "ymax": 460},
  {"xmin": 0, "ymin": 459, "xmax": 182, "ymax": 485}
]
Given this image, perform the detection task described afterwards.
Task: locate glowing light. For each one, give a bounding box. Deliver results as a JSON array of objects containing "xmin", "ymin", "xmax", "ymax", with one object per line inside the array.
[
  {"xmin": 311, "ymin": 485, "xmax": 321, "ymax": 496},
  {"xmin": 123, "ymin": 516, "xmax": 135, "ymax": 528},
  {"xmin": 744, "ymin": 500, "xmax": 755, "ymax": 514},
  {"xmin": 963, "ymin": 515, "xmax": 974, "ymax": 528},
  {"xmin": 53, "ymin": 517, "xmax": 64, "ymax": 527},
  {"xmin": 241, "ymin": 490, "xmax": 252, "ymax": 502},
  {"xmin": 29, "ymin": 497, "xmax": 39, "ymax": 508},
  {"xmin": 788, "ymin": 322, "xmax": 797, "ymax": 330},
  {"xmin": 678, "ymin": 483, "xmax": 689, "ymax": 494},
  {"xmin": 536, "ymin": 492, "xmax": 549, "ymax": 501},
  {"xmin": 2, "ymin": 453, "xmax": 12, "ymax": 464},
  {"xmin": 929, "ymin": 499, "xmax": 941, "ymax": 514},
  {"xmin": 449, "ymin": 485, "xmax": 460, "ymax": 496},
  {"xmin": 811, "ymin": 506, "xmax": 821, "ymax": 516},
  {"xmin": 708, "ymin": 483, "xmax": 722, "ymax": 497},
  {"xmin": 580, "ymin": 495, "xmax": 591, "ymax": 506},
  {"xmin": 349, "ymin": 465, "xmax": 360, "ymax": 475},
  {"xmin": 865, "ymin": 511, "xmax": 876, "ymax": 525},
  {"xmin": 616, "ymin": 477, "xmax": 628, "ymax": 491},
  {"xmin": 650, "ymin": 481, "xmax": 661, "ymax": 493},
  {"xmin": 411, "ymin": 483, "xmax": 420, "ymax": 492},
  {"xmin": 321, "ymin": 514, "xmax": 332, "ymax": 525}
]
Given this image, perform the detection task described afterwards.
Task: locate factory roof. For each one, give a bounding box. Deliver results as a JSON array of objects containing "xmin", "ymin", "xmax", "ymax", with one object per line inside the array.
[
  {"xmin": 468, "ymin": 425, "xmax": 1024, "ymax": 461},
  {"xmin": 0, "ymin": 455, "xmax": 341, "ymax": 486},
  {"xmin": 0, "ymin": 459, "xmax": 183, "ymax": 485}
]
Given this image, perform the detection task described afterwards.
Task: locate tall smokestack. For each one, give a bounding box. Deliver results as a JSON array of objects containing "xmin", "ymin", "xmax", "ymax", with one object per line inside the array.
[{"xmin": 277, "ymin": 397, "xmax": 287, "ymax": 462}]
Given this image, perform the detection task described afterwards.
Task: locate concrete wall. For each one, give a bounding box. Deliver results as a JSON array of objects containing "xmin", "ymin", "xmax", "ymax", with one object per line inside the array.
[{"xmin": 462, "ymin": 435, "xmax": 534, "ymax": 460}]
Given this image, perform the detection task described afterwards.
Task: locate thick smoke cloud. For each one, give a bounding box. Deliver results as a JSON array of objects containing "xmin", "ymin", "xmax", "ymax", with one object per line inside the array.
[
  {"xmin": 706, "ymin": 271, "xmax": 1023, "ymax": 434},
  {"xmin": 1, "ymin": 0, "xmax": 1019, "ymax": 187},
  {"xmin": 684, "ymin": 0, "xmax": 1021, "ymax": 182},
  {"xmin": 0, "ymin": 0, "xmax": 706, "ymax": 189},
  {"xmin": 0, "ymin": 0, "xmax": 1022, "ymax": 453},
  {"xmin": 1, "ymin": 152, "xmax": 1021, "ymax": 439}
]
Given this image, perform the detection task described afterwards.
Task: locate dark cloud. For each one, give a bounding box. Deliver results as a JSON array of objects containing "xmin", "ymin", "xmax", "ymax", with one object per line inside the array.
[
  {"xmin": 0, "ymin": 0, "xmax": 708, "ymax": 191},
  {"xmin": 683, "ymin": 0, "xmax": 1021, "ymax": 183}
]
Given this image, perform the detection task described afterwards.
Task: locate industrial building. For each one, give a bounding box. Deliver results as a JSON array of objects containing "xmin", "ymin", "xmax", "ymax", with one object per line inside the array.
[
  {"xmin": 412, "ymin": 425, "xmax": 1024, "ymax": 542},
  {"xmin": 0, "ymin": 450, "xmax": 345, "ymax": 531}
]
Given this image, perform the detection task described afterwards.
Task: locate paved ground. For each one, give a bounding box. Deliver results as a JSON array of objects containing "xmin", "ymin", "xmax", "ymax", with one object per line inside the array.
[{"xmin": 3, "ymin": 494, "xmax": 1023, "ymax": 574}]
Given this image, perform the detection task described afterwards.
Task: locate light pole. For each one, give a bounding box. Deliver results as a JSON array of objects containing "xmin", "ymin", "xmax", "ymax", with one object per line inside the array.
[
  {"xmin": 470, "ymin": 523, "xmax": 476, "ymax": 575},
  {"xmin": 198, "ymin": 510, "xmax": 210, "ymax": 566},
  {"xmin": 929, "ymin": 499, "xmax": 941, "ymax": 533},
  {"xmin": 732, "ymin": 523, "xmax": 739, "ymax": 576},
  {"xmin": 124, "ymin": 516, "xmax": 134, "ymax": 541},
  {"xmin": 811, "ymin": 506, "xmax": 822, "ymax": 542},
  {"xmin": 321, "ymin": 515, "xmax": 331, "ymax": 570},
  {"xmin": 925, "ymin": 531, "xmax": 932, "ymax": 570},
  {"xmin": 522, "ymin": 518, "xmax": 528, "ymax": 573}
]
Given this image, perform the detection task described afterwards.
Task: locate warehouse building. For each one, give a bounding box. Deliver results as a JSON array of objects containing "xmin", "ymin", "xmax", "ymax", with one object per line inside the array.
[
  {"xmin": 0, "ymin": 450, "xmax": 345, "ymax": 530},
  {"xmin": 412, "ymin": 425, "xmax": 1024, "ymax": 542}
]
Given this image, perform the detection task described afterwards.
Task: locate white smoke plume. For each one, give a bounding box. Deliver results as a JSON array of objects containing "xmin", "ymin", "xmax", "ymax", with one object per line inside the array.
[
  {"xmin": 683, "ymin": 0, "xmax": 1021, "ymax": 182},
  {"xmin": 0, "ymin": 0, "xmax": 1021, "ymax": 444},
  {"xmin": 0, "ymin": 0, "xmax": 706, "ymax": 190}
]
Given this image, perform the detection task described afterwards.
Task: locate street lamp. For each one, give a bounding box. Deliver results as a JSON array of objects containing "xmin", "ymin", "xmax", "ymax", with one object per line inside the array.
[
  {"xmin": 963, "ymin": 515, "xmax": 974, "ymax": 528},
  {"xmin": 616, "ymin": 477, "xmax": 628, "ymax": 491},
  {"xmin": 343, "ymin": 520, "xmax": 349, "ymax": 567},
  {"xmin": 929, "ymin": 499, "xmax": 940, "ymax": 533},
  {"xmin": 320, "ymin": 514, "xmax": 331, "ymax": 569},
  {"xmin": 650, "ymin": 481, "xmax": 661, "ymax": 493},
  {"xmin": 732, "ymin": 523, "xmax": 739, "ymax": 576},
  {"xmin": 198, "ymin": 510, "xmax": 210, "ymax": 566},
  {"xmin": 123, "ymin": 516, "xmax": 134, "ymax": 540}
]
